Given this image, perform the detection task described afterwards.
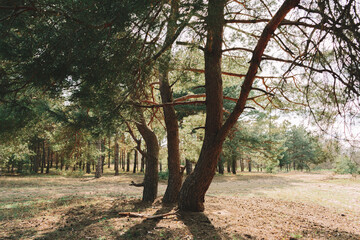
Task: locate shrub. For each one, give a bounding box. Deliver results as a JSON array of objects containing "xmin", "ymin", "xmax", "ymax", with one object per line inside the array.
[
  {"xmin": 158, "ymin": 170, "xmax": 169, "ymax": 180},
  {"xmin": 64, "ymin": 169, "xmax": 85, "ymax": 178},
  {"xmin": 335, "ymin": 157, "xmax": 359, "ymax": 175}
]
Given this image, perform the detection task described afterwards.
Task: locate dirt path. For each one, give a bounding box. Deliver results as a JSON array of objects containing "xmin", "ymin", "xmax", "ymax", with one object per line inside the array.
[{"xmin": 1, "ymin": 172, "xmax": 359, "ymax": 239}]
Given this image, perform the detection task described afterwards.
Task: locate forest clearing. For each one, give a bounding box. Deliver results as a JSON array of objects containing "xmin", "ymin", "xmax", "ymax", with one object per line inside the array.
[
  {"xmin": 1, "ymin": 171, "xmax": 360, "ymax": 240},
  {"xmin": 1, "ymin": 0, "xmax": 360, "ymax": 239}
]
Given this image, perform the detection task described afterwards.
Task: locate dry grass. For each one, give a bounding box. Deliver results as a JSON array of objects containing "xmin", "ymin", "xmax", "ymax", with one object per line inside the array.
[{"xmin": 0, "ymin": 171, "xmax": 359, "ymax": 239}]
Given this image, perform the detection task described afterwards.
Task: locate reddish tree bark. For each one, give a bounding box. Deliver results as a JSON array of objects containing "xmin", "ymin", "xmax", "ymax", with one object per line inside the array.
[
  {"xmin": 178, "ymin": 0, "xmax": 300, "ymax": 212},
  {"xmin": 161, "ymin": 0, "xmax": 182, "ymax": 204},
  {"xmin": 135, "ymin": 112, "xmax": 159, "ymax": 203}
]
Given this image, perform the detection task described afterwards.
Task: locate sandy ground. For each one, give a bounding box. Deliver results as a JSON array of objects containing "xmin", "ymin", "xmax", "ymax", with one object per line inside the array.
[{"xmin": 0, "ymin": 172, "xmax": 359, "ymax": 239}]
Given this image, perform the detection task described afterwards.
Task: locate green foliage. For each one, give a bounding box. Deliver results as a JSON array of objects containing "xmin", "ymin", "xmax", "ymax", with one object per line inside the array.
[
  {"xmin": 281, "ymin": 126, "xmax": 325, "ymax": 171},
  {"xmin": 179, "ymin": 113, "xmax": 205, "ymax": 162},
  {"xmin": 335, "ymin": 157, "xmax": 359, "ymax": 175},
  {"xmin": 63, "ymin": 169, "xmax": 85, "ymax": 178},
  {"xmin": 158, "ymin": 170, "xmax": 169, "ymax": 180}
]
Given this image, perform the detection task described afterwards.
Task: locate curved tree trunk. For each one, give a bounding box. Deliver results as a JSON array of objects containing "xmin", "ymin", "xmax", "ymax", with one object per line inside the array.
[
  {"xmin": 136, "ymin": 112, "xmax": 159, "ymax": 203},
  {"xmin": 178, "ymin": 0, "xmax": 225, "ymax": 212},
  {"xmin": 160, "ymin": 0, "xmax": 182, "ymax": 204},
  {"xmin": 178, "ymin": 0, "xmax": 300, "ymax": 212}
]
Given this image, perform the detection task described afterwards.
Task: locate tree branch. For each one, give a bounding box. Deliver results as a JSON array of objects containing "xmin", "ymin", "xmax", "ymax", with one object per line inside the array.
[{"xmin": 218, "ymin": 0, "xmax": 300, "ymax": 143}]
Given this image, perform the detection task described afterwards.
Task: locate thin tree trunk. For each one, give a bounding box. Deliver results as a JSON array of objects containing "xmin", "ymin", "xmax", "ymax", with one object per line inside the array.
[
  {"xmin": 248, "ymin": 159, "xmax": 252, "ymax": 172},
  {"xmin": 95, "ymin": 139, "xmax": 102, "ymax": 178},
  {"xmin": 227, "ymin": 158, "xmax": 231, "ymax": 173},
  {"xmin": 55, "ymin": 153, "xmax": 59, "ymax": 170},
  {"xmin": 86, "ymin": 161, "xmax": 91, "ymax": 174},
  {"xmin": 240, "ymin": 158, "xmax": 245, "ymax": 172},
  {"xmin": 114, "ymin": 135, "xmax": 119, "ymax": 176},
  {"xmin": 46, "ymin": 146, "xmax": 50, "ymax": 174},
  {"xmin": 218, "ymin": 155, "xmax": 224, "ymax": 175},
  {"xmin": 108, "ymin": 136, "xmax": 111, "ymax": 168},
  {"xmin": 60, "ymin": 156, "xmax": 64, "ymax": 171},
  {"xmin": 30, "ymin": 155, "xmax": 33, "ymax": 173},
  {"xmin": 41, "ymin": 140, "xmax": 45, "ymax": 174},
  {"xmin": 122, "ymin": 150, "xmax": 126, "ymax": 171},
  {"xmin": 231, "ymin": 156, "xmax": 237, "ymax": 175},
  {"xmin": 50, "ymin": 152, "xmax": 53, "ymax": 168},
  {"xmin": 140, "ymin": 154, "xmax": 145, "ymax": 172},
  {"xmin": 86, "ymin": 141, "xmax": 91, "ymax": 174},
  {"xmin": 133, "ymin": 149, "xmax": 138, "ymax": 173},
  {"xmin": 101, "ymin": 138, "xmax": 105, "ymax": 173},
  {"xmin": 33, "ymin": 142, "xmax": 40, "ymax": 173},
  {"xmin": 126, "ymin": 152, "xmax": 130, "ymax": 172}
]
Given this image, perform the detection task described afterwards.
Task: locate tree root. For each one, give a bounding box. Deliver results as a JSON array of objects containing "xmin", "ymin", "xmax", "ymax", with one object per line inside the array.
[{"xmin": 129, "ymin": 181, "xmax": 144, "ymax": 187}]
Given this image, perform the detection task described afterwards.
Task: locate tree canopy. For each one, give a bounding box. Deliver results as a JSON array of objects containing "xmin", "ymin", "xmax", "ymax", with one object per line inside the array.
[{"xmin": 1, "ymin": 0, "xmax": 359, "ymax": 211}]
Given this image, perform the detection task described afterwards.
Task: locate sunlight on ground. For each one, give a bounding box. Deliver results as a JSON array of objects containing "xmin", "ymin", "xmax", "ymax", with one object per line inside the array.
[{"xmin": 1, "ymin": 172, "xmax": 359, "ymax": 239}]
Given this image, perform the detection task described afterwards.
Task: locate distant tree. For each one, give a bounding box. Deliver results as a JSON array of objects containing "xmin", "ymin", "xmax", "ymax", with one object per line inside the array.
[{"xmin": 281, "ymin": 127, "xmax": 324, "ymax": 171}]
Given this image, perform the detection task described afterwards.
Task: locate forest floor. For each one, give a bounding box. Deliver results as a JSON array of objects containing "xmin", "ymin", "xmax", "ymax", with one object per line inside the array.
[{"xmin": 1, "ymin": 171, "xmax": 360, "ymax": 240}]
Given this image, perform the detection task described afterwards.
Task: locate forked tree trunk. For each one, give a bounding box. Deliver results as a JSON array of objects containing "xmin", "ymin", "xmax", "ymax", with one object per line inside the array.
[
  {"xmin": 160, "ymin": 0, "xmax": 182, "ymax": 205},
  {"xmin": 95, "ymin": 140, "xmax": 102, "ymax": 178},
  {"xmin": 135, "ymin": 112, "xmax": 159, "ymax": 203},
  {"xmin": 178, "ymin": 0, "xmax": 299, "ymax": 211},
  {"xmin": 178, "ymin": 0, "xmax": 225, "ymax": 212}
]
